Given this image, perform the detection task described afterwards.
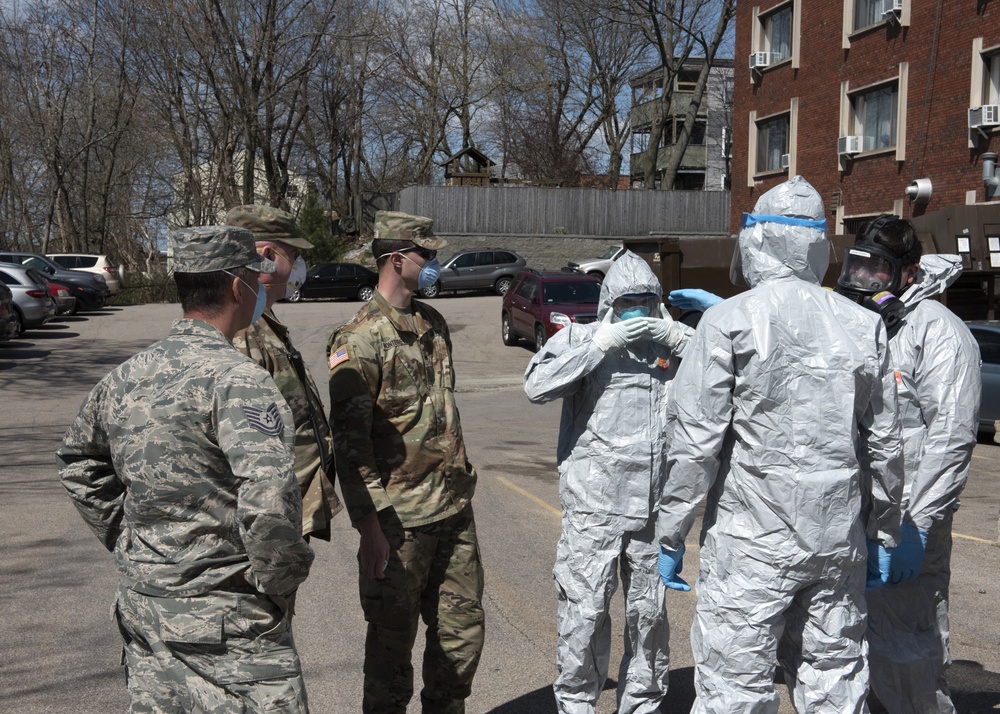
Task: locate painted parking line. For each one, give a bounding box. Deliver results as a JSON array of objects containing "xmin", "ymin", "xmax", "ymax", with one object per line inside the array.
[
  {"xmin": 495, "ymin": 475, "xmax": 561, "ymax": 517},
  {"xmin": 954, "ymin": 532, "xmax": 996, "ymax": 545}
]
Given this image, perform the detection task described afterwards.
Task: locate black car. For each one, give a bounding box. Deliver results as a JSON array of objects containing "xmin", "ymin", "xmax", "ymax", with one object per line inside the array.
[{"xmin": 288, "ymin": 263, "xmax": 377, "ymax": 302}]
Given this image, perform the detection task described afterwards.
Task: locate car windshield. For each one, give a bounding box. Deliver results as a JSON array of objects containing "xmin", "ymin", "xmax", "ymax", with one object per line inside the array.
[
  {"xmin": 599, "ymin": 245, "xmax": 622, "ymax": 260},
  {"xmin": 542, "ymin": 281, "xmax": 601, "ymax": 304}
]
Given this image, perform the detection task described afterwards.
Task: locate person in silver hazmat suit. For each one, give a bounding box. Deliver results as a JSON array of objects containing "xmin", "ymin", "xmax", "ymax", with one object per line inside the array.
[
  {"xmin": 837, "ymin": 217, "xmax": 981, "ymax": 714},
  {"xmin": 524, "ymin": 250, "xmax": 691, "ymax": 714},
  {"xmin": 656, "ymin": 176, "xmax": 905, "ymax": 713}
]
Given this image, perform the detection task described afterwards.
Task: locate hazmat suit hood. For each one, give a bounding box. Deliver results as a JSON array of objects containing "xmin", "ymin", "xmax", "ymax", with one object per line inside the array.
[
  {"xmin": 900, "ymin": 253, "xmax": 963, "ymax": 307},
  {"xmin": 736, "ymin": 175, "xmax": 830, "ymax": 288},
  {"xmin": 597, "ymin": 250, "xmax": 662, "ymax": 320}
]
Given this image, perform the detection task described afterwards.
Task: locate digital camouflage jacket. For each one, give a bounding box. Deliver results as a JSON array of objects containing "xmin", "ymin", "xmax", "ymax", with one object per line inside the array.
[{"xmin": 58, "ymin": 319, "xmax": 314, "ymax": 598}]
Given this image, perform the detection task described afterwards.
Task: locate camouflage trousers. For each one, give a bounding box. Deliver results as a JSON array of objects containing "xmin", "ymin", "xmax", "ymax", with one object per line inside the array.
[
  {"xmin": 359, "ymin": 505, "xmax": 485, "ymax": 714},
  {"xmin": 114, "ymin": 584, "xmax": 308, "ymax": 713}
]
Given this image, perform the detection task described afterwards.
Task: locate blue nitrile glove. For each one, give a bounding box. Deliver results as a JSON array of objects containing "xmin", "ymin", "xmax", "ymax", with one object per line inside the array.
[
  {"xmin": 866, "ymin": 538, "xmax": 892, "ymax": 590},
  {"xmin": 658, "ymin": 545, "xmax": 692, "ymax": 592},
  {"xmin": 668, "ymin": 288, "xmax": 724, "ymax": 312},
  {"xmin": 889, "ymin": 522, "xmax": 928, "ymax": 584}
]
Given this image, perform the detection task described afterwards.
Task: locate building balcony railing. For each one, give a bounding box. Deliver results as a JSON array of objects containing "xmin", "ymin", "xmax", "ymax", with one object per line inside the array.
[
  {"xmin": 628, "ymin": 92, "xmax": 708, "ymax": 128},
  {"xmin": 631, "ymin": 143, "xmax": 708, "ymax": 176}
]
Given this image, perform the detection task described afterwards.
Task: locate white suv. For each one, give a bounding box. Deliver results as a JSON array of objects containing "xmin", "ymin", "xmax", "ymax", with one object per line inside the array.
[{"xmin": 47, "ymin": 253, "xmax": 122, "ymax": 293}]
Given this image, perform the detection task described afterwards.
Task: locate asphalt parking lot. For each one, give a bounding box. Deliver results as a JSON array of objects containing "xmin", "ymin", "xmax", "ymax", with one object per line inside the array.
[{"xmin": 1, "ymin": 294, "xmax": 999, "ymax": 713}]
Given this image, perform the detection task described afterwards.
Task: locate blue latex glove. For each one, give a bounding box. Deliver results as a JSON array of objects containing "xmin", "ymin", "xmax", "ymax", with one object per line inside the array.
[
  {"xmin": 889, "ymin": 522, "xmax": 928, "ymax": 584},
  {"xmin": 668, "ymin": 288, "xmax": 724, "ymax": 312},
  {"xmin": 866, "ymin": 538, "xmax": 892, "ymax": 590},
  {"xmin": 658, "ymin": 545, "xmax": 692, "ymax": 592}
]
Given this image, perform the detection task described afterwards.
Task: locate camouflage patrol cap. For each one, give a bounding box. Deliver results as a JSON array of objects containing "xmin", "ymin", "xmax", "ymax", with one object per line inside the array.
[
  {"xmin": 373, "ymin": 210, "xmax": 447, "ymax": 249},
  {"xmin": 169, "ymin": 225, "xmax": 277, "ymax": 274},
  {"xmin": 225, "ymin": 204, "xmax": 314, "ymax": 250}
]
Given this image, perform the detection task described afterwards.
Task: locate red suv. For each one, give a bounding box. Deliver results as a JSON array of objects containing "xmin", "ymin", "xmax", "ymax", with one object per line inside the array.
[{"xmin": 501, "ymin": 269, "xmax": 602, "ymax": 351}]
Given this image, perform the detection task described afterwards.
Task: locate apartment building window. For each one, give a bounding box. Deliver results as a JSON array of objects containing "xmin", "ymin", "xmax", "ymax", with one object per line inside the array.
[
  {"xmin": 756, "ymin": 114, "xmax": 789, "ymax": 173},
  {"xmin": 853, "ymin": 0, "xmax": 882, "ymax": 31},
  {"xmin": 852, "ymin": 83, "xmax": 898, "ymax": 151},
  {"xmin": 985, "ymin": 54, "xmax": 1000, "ymax": 104},
  {"xmin": 763, "ymin": 5, "xmax": 792, "ymax": 63}
]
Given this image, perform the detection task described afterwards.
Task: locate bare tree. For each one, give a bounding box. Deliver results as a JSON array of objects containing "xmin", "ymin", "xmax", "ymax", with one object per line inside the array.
[{"xmin": 627, "ymin": 0, "xmax": 735, "ymax": 190}]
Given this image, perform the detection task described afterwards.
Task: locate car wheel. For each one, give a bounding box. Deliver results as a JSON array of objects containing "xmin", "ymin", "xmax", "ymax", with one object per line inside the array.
[
  {"xmin": 587, "ymin": 271, "xmax": 605, "ymax": 282},
  {"xmin": 11, "ymin": 306, "xmax": 23, "ymax": 337},
  {"xmin": 495, "ymin": 276, "xmax": 513, "ymax": 296},
  {"xmin": 501, "ymin": 312, "xmax": 519, "ymax": 346},
  {"xmin": 357, "ymin": 285, "xmax": 375, "ymax": 302},
  {"xmin": 286, "ymin": 288, "xmax": 302, "ymax": 303},
  {"xmin": 534, "ymin": 324, "xmax": 547, "ymax": 352},
  {"xmin": 419, "ymin": 281, "xmax": 440, "ymax": 298},
  {"xmin": 65, "ymin": 301, "xmax": 77, "ymax": 316}
]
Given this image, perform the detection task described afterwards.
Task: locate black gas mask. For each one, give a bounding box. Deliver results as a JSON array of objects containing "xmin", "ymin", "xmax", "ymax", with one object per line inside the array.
[{"xmin": 834, "ymin": 215, "xmax": 917, "ymax": 332}]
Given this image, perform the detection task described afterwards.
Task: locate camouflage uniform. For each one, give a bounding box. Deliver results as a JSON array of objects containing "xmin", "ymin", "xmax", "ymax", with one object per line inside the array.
[
  {"xmin": 234, "ymin": 308, "xmax": 342, "ymax": 540},
  {"xmin": 328, "ymin": 286, "xmax": 484, "ymax": 714},
  {"xmin": 58, "ymin": 226, "xmax": 314, "ymax": 713}
]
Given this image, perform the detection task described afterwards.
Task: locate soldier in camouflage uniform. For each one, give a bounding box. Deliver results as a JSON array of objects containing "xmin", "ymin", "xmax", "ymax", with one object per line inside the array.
[
  {"xmin": 228, "ymin": 204, "xmax": 342, "ymax": 541},
  {"xmin": 57, "ymin": 225, "xmax": 315, "ymax": 713},
  {"xmin": 327, "ymin": 211, "xmax": 485, "ymax": 714}
]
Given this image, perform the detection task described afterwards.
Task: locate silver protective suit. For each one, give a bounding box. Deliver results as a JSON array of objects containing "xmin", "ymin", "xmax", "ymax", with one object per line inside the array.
[
  {"xmin": 657, "ymin": 176, "xmax": 905, "ymax": 714},
  {"xmin": 524, "ymin": 251, "xmax": 689, "ymax": 714},
  {"xmin": 867, "ymin": 254, "xmax": 982, "ymax": 714}
]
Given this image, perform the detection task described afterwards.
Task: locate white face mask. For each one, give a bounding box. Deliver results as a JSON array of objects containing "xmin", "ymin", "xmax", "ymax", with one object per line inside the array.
[
  {"xmin": 285, "ymin": 256, "xmax": 307, "ymax": 300},
  {"xmin": 226, "ymin": 271, "xmax": 267, "ymax": 324}
]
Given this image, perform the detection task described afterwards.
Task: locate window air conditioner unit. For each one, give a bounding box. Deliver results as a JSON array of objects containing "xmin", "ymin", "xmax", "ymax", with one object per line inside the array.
[
  {"xmin": 780, "ymin": 153, "xmax": 790, "ymax": 169},
  {"xmin": 882, "ymin": 0, "xmax": 903, "ymax": 15},
  {"xmin": 749, "ymin": 52, "xmax": 770, "ymax": 70},
  {"xmin": 969, "ymin": 105, "xmax": 1000, "ymax": 129},
  {"xmin": 838, "ymin": 136, "xmax": 863, "ymax": 156}
]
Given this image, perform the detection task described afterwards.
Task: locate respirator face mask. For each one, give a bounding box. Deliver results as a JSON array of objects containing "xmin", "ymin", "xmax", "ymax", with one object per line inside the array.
[{"xmin": 835, "ymin": 215, "xmax": 909, "ymax": 331}]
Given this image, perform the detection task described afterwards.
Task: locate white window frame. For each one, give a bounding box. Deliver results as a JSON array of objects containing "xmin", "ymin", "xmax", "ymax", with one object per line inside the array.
[
  {"xmin": 842, "ymin": 0, "xmax": 910, "ymax": 49},
  {"xmin": 969, "ymin": 38, "xmax": 1000, "ymax": 147},
  {"xmin": 751, "ymin": 0, "xmax": 802, "ymax": 73},
  {"xmin": 747, "ymin": 98, "xmax": 798, "ymax": 185},
  {"xmin": 838, "ymin": 63, "xmax": 908, "ymax": 170}
]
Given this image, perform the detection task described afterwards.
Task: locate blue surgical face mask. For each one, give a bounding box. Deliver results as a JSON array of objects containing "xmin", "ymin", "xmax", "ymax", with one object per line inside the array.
[
  {"xmin": 227, "ymin": 271, "xmax": 267, "ymax": 324},
  {"xmin": 617, "ymin": 306, "xmax": 650, "ymax": 320},
  {"xmin": 399, "ymin": 253, "xmax": 441, "ymax": 290}
]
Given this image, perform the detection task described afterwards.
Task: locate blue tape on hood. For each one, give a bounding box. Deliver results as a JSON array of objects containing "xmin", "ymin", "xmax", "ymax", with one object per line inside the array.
[{"xmin": 740, "ymin": 213, "xmax": 828, "ymax": 230}]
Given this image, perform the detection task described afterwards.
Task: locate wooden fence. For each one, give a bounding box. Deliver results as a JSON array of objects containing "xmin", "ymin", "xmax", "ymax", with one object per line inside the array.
[{"xmin": 397, "ymin": 185, "xmax": 731, "ymax": 236}]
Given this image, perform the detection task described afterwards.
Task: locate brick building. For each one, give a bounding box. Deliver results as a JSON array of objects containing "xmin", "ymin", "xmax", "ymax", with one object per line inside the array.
[{"xmin": 732, "ymin": 0, "xmax": 1000, "ymax": 315}]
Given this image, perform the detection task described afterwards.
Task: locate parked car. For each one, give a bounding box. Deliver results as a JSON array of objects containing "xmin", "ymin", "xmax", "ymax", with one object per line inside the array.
[
  {"xmin": 47, "ymin": 281, "xmax": 77, "ymax": 315},
  {"xmin": 288, "ymin": 263, "xmax": 378, "ymax": 302},
  {"xmin": 47, "ymin": 253, "xmax": 122, "ymax": 293},
  {"xmin": 419, "ymin": 248, "xmax": 526, "ymax": 298},
  {"xmin": 0, "ymin": 262, "xmax": 56, "ymax": 335},
  {"xmin": 565, "ymin": 245, "xmax": 624, "ymax": 280},
  {"xmin": 966, "ymin": 320, "xmax": 1000, "ymax": 435},
  {"xmin": 0, "ymin": 251, "xmax": 110, "ymax": 306},
  {"xmin": 0, "ymin": 282, "xmax": 16, "ymax": 341},
  {"xmin": 501, "ymin": 269, "xmax": 602, "ymax": 351}
]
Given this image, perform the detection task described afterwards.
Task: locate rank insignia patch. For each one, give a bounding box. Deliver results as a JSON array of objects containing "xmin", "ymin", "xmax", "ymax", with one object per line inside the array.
[{"xmin": 244, "ymin": 402, "xmax": 284, "ymax": 436}]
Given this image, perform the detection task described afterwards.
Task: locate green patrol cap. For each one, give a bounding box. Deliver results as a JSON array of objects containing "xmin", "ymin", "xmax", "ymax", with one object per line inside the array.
[
  {"xmin": 169, "ymin": 225, "xmax": 277, "ymax": 274},
  {"xmin": 225, "ymin": 204, "xmax": 314, "ymax": 250},
  {"xmin": 373, "ymin": 211, "xmax": 447, "ymax": 249}
]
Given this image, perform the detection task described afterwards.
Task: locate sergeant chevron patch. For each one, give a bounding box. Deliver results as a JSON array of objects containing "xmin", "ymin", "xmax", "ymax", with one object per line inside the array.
[{"xmin": 243, "ymin": 402, "xmax": 284, "ymax": 436}]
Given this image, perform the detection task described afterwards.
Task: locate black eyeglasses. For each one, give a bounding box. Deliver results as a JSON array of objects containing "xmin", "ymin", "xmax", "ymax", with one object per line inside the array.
[{"xmin": 403, "ymin": 247, "xmax": 436, "ymax": 261}]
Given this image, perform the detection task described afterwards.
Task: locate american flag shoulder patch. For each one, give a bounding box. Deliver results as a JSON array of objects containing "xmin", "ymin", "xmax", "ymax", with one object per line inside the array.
[
  {"xmin": 329, "ymin": 345, "xmax": 350, "ymax": 369},
  {"xmin": 243, "ymin": 402, "xmax": 284, "ymax": 436}
]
